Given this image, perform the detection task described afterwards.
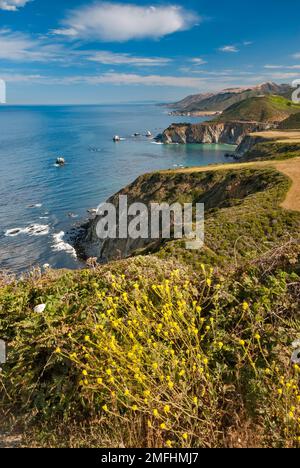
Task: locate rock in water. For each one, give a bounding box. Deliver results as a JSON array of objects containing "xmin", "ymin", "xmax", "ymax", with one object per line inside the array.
[{"xmin": 56, "ymin": 157, "xmax": 65, "ymax": 166}]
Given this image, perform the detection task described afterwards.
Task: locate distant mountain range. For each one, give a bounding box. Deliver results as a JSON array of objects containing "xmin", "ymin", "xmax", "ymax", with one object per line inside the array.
[{"xmin": 167, "ymin": 82, "xmax": 293, "ymax": 113}]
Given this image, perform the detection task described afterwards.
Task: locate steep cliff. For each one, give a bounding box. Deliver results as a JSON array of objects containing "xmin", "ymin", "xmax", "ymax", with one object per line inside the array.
[
  {"xmin": 234, "ymin": 130, "xmax": 300, "ymax": 160},
  {"xmin": 157, "ymin": 121, "xmax": 273, "ymax": 145},
  {"xmin": 76, "ymin": 166, "xmax": 297, "ymax": 266},
  {"xmin": 234, "ymin": 134, "xmax": 271, "ymax": 159}
]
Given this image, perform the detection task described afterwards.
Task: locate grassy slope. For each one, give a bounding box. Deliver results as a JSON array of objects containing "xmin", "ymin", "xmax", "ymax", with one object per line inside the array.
[
  {"xmin": 214, "ymin": 96, "xmax": 300, "ymax": 123},
  {"xmin": 279, "ymin": 111, "xmax": 300, "ymax": 129},
  {"xmin": 242, "ymin": 141, "xmax": 300, "ymax": 162},
  {"xmin": 154, "ymin": 166, "xmax": 299, "ymax": 269},
  {"xmin": 1, "ymin": 159, "xmax": 300, "ymax": 448}
]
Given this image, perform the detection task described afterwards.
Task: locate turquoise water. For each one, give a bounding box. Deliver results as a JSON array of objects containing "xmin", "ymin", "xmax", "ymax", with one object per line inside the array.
[{"xmin": 0, "ymin": 104, "xmax": 235, "ymax": 273}]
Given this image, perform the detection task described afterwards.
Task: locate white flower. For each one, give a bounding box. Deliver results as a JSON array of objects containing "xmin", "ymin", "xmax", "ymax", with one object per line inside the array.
[
  {"xmin": 292, "ymin": 339, "xmax": 300, "ymax": 349},
  {"xmin": 291, "ymin": 349, "xmax": 300, "ymax": 364},
  {"xmin": 34, "ymin": 304, "xmax": 46, "ymax": 314}
]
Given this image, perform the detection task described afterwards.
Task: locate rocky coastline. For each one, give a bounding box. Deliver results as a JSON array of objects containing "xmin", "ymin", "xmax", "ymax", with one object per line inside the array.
[{"xmin": 156, "ymin": 121, "xmax": 274, "ymax": 145}]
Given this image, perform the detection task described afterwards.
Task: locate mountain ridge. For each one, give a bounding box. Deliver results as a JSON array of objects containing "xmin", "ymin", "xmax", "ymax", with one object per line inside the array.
[{"xmin": 167, "ymin": 82, "xmax": 293, "ymax": 113}]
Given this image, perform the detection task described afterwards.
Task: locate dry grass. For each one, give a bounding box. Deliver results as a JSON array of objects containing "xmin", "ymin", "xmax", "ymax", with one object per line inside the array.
[
  {"xmin": 248, "ymin": 130, "xmax": 300, "ymax": 143},
  {"xmin": 162, "ymin": 157, "xmax": 300, "ymax": 213}
]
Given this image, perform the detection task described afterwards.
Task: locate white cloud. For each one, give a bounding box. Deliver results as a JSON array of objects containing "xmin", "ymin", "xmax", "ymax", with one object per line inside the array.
[
  {"xmin": 266, "ymin": 72, "xmax": 300, "ymax": 79},
  {"xmin": 0, "ymin": 29, "xmax": 43, "ymax": 60},
  {"xmin": 88, "ymin": 51, "xmax": 172, "ymax": 67},
  {"xmin": 264, "ymin": 64, "xmax": 300, "ymax": 70},
  {"xmin": 83, "ymin": 72, "xmax": 204, "ymax": 88},
  {"xmin": 1, "ymin": 73, "xmax": 44, "ymax": 82},
  {"xmin": 190, "ymin": 57, "xmax": 207, "ymax": 65},
  {"xmin": 219, "ymin": 45, "xmax": 239, "ymax": 53},
  {"xmin": 292, "ymin": 53, "xmax": 300, "ymax": 59},
  {"xmin": 0, "ymin": 29, "xmax": 72, "ymax": 62},
  {"xmin": 53, "ymin": 2, "xmax": 200, "ymax": 42},
  {"xmin": 3, "ymin": 72, "xmax": 205, "ymax": 88},
  {"xmin": 0, "ymin": 0, "xmax": 30, "ymax": 10}
]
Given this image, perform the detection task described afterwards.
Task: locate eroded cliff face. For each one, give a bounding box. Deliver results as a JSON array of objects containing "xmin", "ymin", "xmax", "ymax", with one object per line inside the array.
[
  {"xmin": 234, "ymin": 134, "xmax": 271, "ymax": 159},
  {"xmin": 157, "ymin": 121, "xmax": 274, "ymax": 145},
  {"xmin": 76, "ymin": 169, "xmax": 278, "ymax": 263}
]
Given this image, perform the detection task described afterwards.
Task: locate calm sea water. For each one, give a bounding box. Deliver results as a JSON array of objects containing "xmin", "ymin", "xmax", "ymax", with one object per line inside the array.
[{"xmin": 0, "ymin": 104, "xmax": 235, "ymax": 273}]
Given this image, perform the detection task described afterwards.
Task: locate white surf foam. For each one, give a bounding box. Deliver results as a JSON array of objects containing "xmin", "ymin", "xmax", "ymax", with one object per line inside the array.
[
  {"xmin": 5, "ymin": 224, "xmax": 50, "ymax": 237},
  {"xmin": 52, "ymin": 231, "xmax": 77, "ymax": 258},
  {"xmin": 28, "ymin": 203, "xmax": 43, "ymax": 208}
]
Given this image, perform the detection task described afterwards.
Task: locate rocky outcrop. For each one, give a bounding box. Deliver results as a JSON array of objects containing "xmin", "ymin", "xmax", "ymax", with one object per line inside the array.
[
  {"xmin": 76, "ymin": 168, "xmax": 278, "ymax": 263},
  {"xmin": 234, "ymin": 134, "xmax": 272, "ymax": 159},
  {"xmin": 157, "ymin": 121, "xmax": 274, "ymax": 145}
]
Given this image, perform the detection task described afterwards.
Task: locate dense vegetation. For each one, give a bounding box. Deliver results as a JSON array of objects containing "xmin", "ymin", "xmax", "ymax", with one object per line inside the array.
[
  {"xmin": 214, "ymin": 96, "xmax": 300, "ymax": 123},
  {"xmin": 242, "ymin": 141, "xmax": 300, "ymax": 162},
  {"xmin": 1, "ymin": 158, "xmax": 300, "ymax": 447},
  {"xmin": 279, "ymin": 112, "xmax": 300, "ymax": 129}
]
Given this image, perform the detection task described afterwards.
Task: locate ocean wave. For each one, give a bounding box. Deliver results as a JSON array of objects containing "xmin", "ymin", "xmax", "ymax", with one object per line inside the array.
[
  {"xmin": 5, "ymin": 224, "xmax": 50, "ymax": 237},
  {"xmin": 52, "ymin": 231, "xmax": 77, "ymax": 258},
  {"xmin": 27, "ymin": 203, "xmax": 43, "ymax": 209}
]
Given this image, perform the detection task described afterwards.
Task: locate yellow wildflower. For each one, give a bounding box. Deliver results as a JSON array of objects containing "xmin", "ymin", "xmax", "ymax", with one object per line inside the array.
[{"xmin": 164, "ymin": 405, "xmax": 170, "ymax": 414}]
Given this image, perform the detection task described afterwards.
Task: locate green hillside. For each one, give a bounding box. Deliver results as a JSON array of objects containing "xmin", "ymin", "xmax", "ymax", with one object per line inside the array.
[
  {"xmin": 279, "ymin": 111, "xmax": 300, "ymax": 129},
  {"xmin": 215, "ymin": 95, "xmax": 300, "ymax": 123},
  {"xmin": 1, "ymin": 161, "xmax": 300, "ymax": 448}
]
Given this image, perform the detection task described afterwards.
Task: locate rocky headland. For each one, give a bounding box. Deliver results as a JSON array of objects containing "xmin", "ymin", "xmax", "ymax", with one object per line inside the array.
[{"xmin": 156, "ymin": 121, "xmax": 274, "ymax": 145}]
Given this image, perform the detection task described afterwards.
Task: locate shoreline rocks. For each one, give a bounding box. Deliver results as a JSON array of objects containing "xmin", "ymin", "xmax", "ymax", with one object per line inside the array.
[{"xmin": 156, "ymin": 121, "xmax": 275, "ymax": 145}]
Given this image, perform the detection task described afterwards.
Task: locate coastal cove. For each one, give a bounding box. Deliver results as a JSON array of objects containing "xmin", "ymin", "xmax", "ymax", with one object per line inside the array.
[{"xmin": 0, "ymin": 104, "xmax": 235, "ymax": 274}]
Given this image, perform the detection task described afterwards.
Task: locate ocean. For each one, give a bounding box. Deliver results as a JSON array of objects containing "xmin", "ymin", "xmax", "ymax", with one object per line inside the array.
[{"xmin": 0, "ymin": 104, "xmax": 235, "ymax": 273}]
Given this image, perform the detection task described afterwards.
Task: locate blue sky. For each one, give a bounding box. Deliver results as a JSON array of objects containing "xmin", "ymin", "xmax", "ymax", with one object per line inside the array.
[{"xmin": 0, "ymin": 0, "xmax": 300, "ymax": 104}]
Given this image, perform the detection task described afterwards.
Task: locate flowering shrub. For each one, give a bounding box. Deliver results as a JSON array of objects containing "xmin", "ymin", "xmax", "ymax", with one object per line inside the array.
[{"xmin": 0, "ymin": 255, "xmax": 299, "ymax": 448}]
